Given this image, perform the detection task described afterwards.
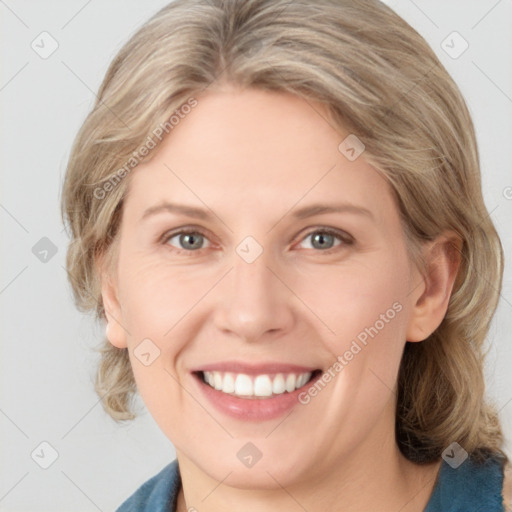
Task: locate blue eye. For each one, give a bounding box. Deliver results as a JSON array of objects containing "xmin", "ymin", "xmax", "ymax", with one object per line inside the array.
[
  {"xmin": 161, "ymin": 227, "xmax": 353, "ymax": 255},
  {"xmin": 163, "ymin": 229, "xmax": 210, "ymax": 253},
  {"xmin": 299, "ymin": 228, "xmax": 353, "ymax": 252}
]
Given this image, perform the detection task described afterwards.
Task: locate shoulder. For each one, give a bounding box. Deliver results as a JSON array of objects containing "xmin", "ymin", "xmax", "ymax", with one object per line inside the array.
[
  {"xmin": 116, "ymin": 459, "xmax": 181, "ymax": 512},
  {"xmin": 425, "ymin": 453, "xmax": 509, "ymax": 511},
  {"xmin": 504, "ymin": 462, "xmax": 512, "ymax": 512}
]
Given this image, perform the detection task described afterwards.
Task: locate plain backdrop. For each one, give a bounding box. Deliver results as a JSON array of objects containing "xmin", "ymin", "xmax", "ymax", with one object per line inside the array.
[{"xmin": 1, "ymin": 1, "xmax": 511, "ymax": 510}]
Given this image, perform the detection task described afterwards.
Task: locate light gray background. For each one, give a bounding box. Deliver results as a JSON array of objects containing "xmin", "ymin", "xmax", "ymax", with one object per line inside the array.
[{"xmin": 1, "ymin": 1, "xmax": 511, "ymax": 511}]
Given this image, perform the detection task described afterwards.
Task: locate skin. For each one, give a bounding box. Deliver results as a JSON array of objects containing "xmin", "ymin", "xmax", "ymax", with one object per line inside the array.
[{"xmin": 100, "ymin": 85, "xmax": 462, "ymax": 511}]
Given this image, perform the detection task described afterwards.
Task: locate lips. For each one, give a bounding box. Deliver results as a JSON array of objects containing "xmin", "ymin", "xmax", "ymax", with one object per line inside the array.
[
  {"xmin": 191, "ymin": 361, "xmax": 322, "ymax": 421},
  {"xmin": 194, "ymin": 361, "xmax": 319, "ymax": 376}
]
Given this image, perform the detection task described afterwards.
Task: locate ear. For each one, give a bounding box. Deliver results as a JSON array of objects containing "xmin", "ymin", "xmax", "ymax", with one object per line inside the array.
[
  {"xmin": 96, "ymin": 250, "xmax": 128, "ymax": 349},
  {"xmin": 406, "ymin": 231, "xmax": 462, "ymax": 342}
]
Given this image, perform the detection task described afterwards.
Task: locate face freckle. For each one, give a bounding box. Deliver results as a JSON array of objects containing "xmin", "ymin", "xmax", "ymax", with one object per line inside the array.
[{"xmin": 106, "ymin": 86, "xmax": 421, "ymax": 489}]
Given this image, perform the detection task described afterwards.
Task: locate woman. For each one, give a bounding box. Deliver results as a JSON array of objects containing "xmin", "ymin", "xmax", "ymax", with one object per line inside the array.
[{"xmin": 61, "ymin": 0, "xmax": 512, "ymax": 510}]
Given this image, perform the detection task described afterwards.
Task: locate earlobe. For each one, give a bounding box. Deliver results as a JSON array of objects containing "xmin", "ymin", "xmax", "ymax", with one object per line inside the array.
[
  {"xmin": 97, "ymin": 253, "xmax": 128, "ymax": 349},
  {"xmin": 406, "ymin": 232, "xmax": 462, "ymax": 343}
]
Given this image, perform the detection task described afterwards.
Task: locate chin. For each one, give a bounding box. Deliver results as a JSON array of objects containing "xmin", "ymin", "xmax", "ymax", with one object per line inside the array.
[{"xmin": 195, "ymin": 448, "xmax": 314, "ymax": 490}]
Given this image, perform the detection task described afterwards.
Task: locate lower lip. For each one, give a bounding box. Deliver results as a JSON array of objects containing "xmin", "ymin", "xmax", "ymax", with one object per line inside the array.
[{"xmin": 193, "ymin": 372, "xmax": 321, "ymax": 421}]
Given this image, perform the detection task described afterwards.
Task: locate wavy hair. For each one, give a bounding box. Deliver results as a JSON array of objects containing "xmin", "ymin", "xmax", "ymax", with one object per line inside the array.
[{"xmin": 61, "ymin": 0, "xmax": 507, "ymax": 464}]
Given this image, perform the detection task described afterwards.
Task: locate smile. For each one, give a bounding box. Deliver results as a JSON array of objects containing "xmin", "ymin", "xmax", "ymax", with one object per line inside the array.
[
  {"xmin": 191, "ymin": 362, "xmax": 323, "ymax": 421},
  {"xmin": 200, "ymin": 370, "xmax": 316, "ymax": 398}
]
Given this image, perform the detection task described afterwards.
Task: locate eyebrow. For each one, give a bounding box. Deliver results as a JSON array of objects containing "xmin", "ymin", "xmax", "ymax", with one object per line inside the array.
[{"xmin": 140, "ymin": 201, "xmax": 374, "ymax": 222}]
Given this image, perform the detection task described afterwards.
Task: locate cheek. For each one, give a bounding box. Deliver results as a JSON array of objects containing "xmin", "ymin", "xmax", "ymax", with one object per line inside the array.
[
  {"xmin": 293, "ymin": 269, "xmax": 409, "ymax": 439},
  {"xmin": 298, "ymin": 258, "xmax": 410, "ymax": 344},
  {"xmin": 120, "ymin": 263, "xmax": 193, "ymax": 426},
  {"xmin": 296, "ymin": 255, "xmax": 411, "ymax": 404},
  {"xmin": 129, "ymin": 358, "xmax": 185, "ymax": 436},
  {"xmin": 118, "ymin": 256, "xmax": 216, "ymax": 338},
  {"xmin": 116, "ymin": 258, "xmax": 218, "ymax": 416}
]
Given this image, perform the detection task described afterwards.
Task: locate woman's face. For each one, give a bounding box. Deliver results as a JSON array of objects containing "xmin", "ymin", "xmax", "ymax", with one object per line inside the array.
[{"xmin": 103, "ymin": 86, "xmax": 427, "ymax": 487}]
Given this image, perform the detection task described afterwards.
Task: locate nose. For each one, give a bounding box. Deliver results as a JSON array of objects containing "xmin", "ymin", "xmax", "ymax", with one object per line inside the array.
[{"xmin": 213, "ymin": 246, "xmax": 295, "ymax": 342}]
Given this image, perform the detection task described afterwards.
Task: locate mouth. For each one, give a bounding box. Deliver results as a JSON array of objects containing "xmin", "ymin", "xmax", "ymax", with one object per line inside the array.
[
  {"xmin": 190, "ymin": 361, "xmax": 324, "ymax": 420},
  {"xmin": 194, "ymin": 369, "xmax": 322, "ymax": 399}
]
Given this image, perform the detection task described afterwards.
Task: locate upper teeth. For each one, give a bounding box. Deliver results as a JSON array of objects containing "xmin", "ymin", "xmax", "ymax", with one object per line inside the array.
[{"xmin": 202, "ymin": 371, "xmax": 313, "ymax": 398}]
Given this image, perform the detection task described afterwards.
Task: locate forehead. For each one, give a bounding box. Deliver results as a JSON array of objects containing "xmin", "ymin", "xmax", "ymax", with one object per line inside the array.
[{"xmin": 123, "ymin": 87, "xmax": 396, "ymax": 224}]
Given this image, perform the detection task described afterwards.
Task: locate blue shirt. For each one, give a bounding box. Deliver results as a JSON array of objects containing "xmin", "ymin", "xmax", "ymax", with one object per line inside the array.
[{"xmin": 116, "ymin": 454, "xmax": 507, "ymax": 511}]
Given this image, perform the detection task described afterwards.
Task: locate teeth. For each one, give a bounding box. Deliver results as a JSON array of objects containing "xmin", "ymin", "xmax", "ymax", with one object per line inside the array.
[
  {"xmin": 234, "ymin": 374, "xmax": 253, "ymax": 396},
  {"xmin": 223, "ymin": 372, "xmax": 235, "ymax": 393},
  {"xmin": 297, "ymin": 373, "xmax": 307, "ymax": 388},
  {"xmin": 285, "ymin": 374, "xmax": 296, "ymax": 392},
  {"xmin": 202, "ymin": 370, "xmax": 313, "ymax": 398},
  {"xmin": 254, "ymin": 375, "xmax": 273, "ymax": 397},
  {"xmin": 272, "ymin": 374, "xmax": 286, "ymax": 394},
  {"xmin": 213, "ymin": 372, "xmax": 223, "ymax": 390}
]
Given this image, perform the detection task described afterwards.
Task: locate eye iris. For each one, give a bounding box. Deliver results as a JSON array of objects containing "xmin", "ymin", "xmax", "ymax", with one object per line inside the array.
[
  {"xmin": 180, "ymin": 233, "xmax": 203, "ymax": 250},
  {"xmin": 173, "ymin": 231, "xmax": 340, "ymax": 251},
  {"xmin": 312, "ymin": 232, "xmax": 335, "ymax": 250}
]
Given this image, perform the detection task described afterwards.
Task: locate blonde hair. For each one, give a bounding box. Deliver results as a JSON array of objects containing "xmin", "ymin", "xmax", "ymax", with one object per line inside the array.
[{"xmin": 61, "ymin": 0, "xmax": 507, "ymax": 464}]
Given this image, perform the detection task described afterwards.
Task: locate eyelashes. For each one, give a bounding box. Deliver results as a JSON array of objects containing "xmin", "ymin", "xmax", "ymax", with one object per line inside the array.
[
  {"xmin": 160, "ymin": 226, "xmax": 354, "ymax": 256},
  {"xmin": 162, "ymin": 228, "xmax": 212, "ymax": 254},
  {"xmin": 299, "ymin": 228, "xmax": 354, "ymax": 252}
]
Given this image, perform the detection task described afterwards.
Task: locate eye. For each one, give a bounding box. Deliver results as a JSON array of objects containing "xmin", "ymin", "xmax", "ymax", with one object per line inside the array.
[
  {"xmin": 162, "ymin": 228, "xmax": 211, "ymax": 253},
  {"xmin": 160, "ymin": 226, "xmax": 353, "ymax": 255},
  {"xmin": 297, "ymin": 228, "xmax": 353, "ymax": 253}
]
